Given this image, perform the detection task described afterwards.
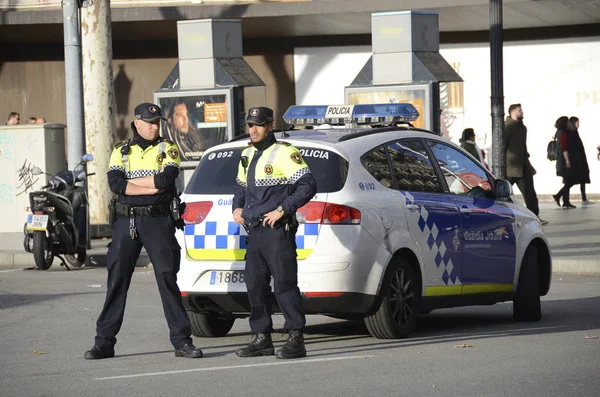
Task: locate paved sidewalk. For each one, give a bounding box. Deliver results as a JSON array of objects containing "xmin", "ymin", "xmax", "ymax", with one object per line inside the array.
[{"xmin": 1, "ymin": 199, "xmax": 599, "ymax": 274}]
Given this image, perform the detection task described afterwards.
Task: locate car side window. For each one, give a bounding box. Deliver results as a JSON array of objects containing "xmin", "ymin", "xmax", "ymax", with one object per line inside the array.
[
  {"xmin": 361, "ymin": 146, "xmax": 393, "ymax": 188},
  {"xmin": 386, "ymin": 139, "xmax": 443, "ymax": 193},
  {"xmin": 427, "ymin": 140, "xmax": 492, "ymax": 196}
]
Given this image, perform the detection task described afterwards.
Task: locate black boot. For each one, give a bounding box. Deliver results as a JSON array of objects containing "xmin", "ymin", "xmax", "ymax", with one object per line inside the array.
[
  {"xmin": 84, "ymin": 345, "xmax": 115, "ymax": 360},
  {"xmin": 174, "ymin": 343, "xmax": 203, "ymax": 358},
  {"xmin": 235, "ymin": 333, "xmax": 274, "ymax": 357},
  {"xmin": 275, "ymin": 330, "xmax": 306, "ymax": 359}
]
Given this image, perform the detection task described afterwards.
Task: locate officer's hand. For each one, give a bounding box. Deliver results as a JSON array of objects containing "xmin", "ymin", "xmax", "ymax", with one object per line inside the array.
[
  {"xmin": 263, "ymin": 209, "xmax": 284, "ymax": 228},
  {"xmin": 233, "ymin": 208, "xmax": 245, "ymax": 224}
]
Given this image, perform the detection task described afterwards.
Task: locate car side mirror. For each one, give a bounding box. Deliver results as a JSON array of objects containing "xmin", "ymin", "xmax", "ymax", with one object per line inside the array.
[{"xmin": 494, "ymin": 179, "xmax": 513, "ymax": 198}]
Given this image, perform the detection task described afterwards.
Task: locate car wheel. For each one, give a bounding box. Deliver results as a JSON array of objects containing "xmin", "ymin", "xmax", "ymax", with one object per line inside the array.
[
  {"xmin": 365, "ymin": 258, "xmax": 420, "ymax": 339},
  {"xmin": 513, "ymin": 245, "xmax": 541, "ymax": 322},
  {"xmin": 188, "ymin": 311, "xmax": 235, "ymax": 337}
]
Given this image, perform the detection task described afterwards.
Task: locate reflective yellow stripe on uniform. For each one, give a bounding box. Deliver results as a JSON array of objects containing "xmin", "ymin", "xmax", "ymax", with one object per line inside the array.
[
  {"xmin": 108, "ymin": 139, "xmax": 180, "ymax": 178},
  {"xmin": 235, "ymin": 142, "xmax": 310, "ymax": 187}
]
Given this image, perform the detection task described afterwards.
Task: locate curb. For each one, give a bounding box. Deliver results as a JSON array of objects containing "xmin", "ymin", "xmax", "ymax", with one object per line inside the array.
[{"xmin": 0, "ymin": 251, "xmax": 151, "ymax": 269}]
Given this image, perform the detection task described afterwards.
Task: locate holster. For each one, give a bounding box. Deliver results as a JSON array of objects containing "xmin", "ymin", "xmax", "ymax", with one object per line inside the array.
[
  {"xmin": 108, "ymin": 198, "xmax": 117, "ymax": 227},
  {"xmin": 171, "ymin": 195, "xmax": 182, "ymax": 221}
]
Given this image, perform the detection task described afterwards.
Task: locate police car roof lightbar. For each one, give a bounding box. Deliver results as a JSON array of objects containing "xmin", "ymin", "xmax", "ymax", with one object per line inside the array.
[{"xmin": 282, "ymin": 103, "xmax": 420, "ymax": 127}]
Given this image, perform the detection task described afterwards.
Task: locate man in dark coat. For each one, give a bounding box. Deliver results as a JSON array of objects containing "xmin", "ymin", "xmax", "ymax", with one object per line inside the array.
[{"xmin": 503, "ymin": 103, "xmax": 547, "ymax": 225}]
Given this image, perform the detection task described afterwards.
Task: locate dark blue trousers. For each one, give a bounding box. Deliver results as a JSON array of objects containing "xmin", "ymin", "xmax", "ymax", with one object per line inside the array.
[
  {"xmin": 95, "ymin": 215, "xmax": 192, "ymax": 349},
  {"xmin": 244, "ymin": 224, "xmax": 305, "ymax": 333}
]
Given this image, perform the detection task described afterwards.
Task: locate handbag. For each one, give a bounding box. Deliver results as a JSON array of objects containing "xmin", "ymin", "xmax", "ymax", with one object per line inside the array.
[{"xmin": 547, "ymin": 136, "xmax": 559, "ymax": 161}]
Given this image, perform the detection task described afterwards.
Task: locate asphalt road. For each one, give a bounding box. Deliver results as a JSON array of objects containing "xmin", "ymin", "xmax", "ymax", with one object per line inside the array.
[{"xmin": 0, "ymin": 266, "xmax": 599, "ymax": 397}]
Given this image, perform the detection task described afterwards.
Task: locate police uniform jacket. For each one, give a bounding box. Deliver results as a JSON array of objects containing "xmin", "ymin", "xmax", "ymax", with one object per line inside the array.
[
  {"xmin": 107, "ymin": 123, "xmax": 181, "ymax": 206},
  {"xmin": 232, "ymin": 135, "xmax": 317, "ymax": 225}
]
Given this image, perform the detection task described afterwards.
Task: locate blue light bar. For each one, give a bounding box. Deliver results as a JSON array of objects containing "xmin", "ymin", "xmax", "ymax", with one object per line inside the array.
[
  {"xmin": 282, "ymin": 105, "xmax": 329, "ymax": 127},
  {"xmin": 352, "ymin": 103, "xmax": 420, "ymax": 124},
  {"xmin": 282, "ymin": 103, "xmax": 419, "ymax": 127}
]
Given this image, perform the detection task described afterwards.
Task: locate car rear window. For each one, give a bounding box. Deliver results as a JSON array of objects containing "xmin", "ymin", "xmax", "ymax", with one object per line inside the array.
[{"xmin": 185, "ymin": 146, "xmax": 349, "ymax": 194}]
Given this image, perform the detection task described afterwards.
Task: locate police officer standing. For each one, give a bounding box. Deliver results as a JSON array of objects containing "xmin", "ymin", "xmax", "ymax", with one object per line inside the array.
[
  {"xmin": 232, "ymin": 107, "xmax": 317, "ymax": 359},
  {"xmin": 84, "ymin": 103, "xmax": 203, "ymax": 359}
]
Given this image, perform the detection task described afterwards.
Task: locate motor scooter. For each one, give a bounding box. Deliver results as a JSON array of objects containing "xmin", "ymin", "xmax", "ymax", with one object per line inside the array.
[{"xmin": 23, "ymin": 154, "xmax": 94, "ymax": 270}]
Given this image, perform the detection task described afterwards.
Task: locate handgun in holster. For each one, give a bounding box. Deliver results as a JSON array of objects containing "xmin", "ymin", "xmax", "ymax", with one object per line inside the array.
[
  {"xmin": 108, "ymin": 198, "xmax": 117, "ymax": 227},
  {"xmin": 171, "ymin": 195, "xmax": 181, "ymax": 221}
]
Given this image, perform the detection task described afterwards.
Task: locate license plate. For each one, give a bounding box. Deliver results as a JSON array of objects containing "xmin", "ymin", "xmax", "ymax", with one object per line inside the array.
[
  {"xmin": 209, "ymin": 271, "xmax": 245, "ymax": 285},
  {"xmin": 27, "ymin": 214, "xmax": 49, "ymax": 231}
]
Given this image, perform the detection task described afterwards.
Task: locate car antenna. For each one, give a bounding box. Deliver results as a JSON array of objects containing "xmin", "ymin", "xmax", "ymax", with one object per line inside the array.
[{"xmin": 281, "ymin": 121, "xmax": 293, "ymax": 138}]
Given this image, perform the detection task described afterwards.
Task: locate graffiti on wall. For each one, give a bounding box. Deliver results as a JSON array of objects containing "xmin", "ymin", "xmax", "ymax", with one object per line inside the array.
[{"xmin": 16, "ymin": 159, "xmax": 40, "ymax": 196}]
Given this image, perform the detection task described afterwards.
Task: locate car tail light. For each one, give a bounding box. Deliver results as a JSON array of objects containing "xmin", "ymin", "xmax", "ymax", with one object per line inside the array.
[
  {"xmin": 296, "ymin": 201, "xmax": 361, "ymax": 225},
  {"xmin": 182, "ymin": 201, "xmax": 213, "ymax": 225}
]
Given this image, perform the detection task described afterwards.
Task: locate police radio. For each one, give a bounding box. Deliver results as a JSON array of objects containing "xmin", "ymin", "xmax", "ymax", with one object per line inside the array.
[{"xmin": 241, "ymin": 156, "xmax": 249, "ymax": 175}]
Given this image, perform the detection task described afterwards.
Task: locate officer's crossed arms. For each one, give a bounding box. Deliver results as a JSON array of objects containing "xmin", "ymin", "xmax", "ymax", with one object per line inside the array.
[{"xmin": 108, "ymin": 117, "xmax": 181, "ymax": 197}]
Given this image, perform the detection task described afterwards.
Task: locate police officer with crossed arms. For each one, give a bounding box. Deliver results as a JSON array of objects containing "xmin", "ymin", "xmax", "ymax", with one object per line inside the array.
[
  {"xmin": 233, "ymin": 107, "xmax": 317, "ymax": 359},
  {"xmin": 85, "ymin": 103, "xmax": 203, "ymax": 359}
]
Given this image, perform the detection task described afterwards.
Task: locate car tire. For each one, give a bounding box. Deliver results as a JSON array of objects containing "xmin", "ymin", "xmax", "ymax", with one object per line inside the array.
[
  {"xmin": 364, "ymin": 258, "xmax": 420, "ymax": 339},
  {"xmin": 188, "ymin": 311, "xmax": 235, "ymax": 337},
  {"xmin": 513, "ymin": 245, "xmax": 542, "ymax": 322}
]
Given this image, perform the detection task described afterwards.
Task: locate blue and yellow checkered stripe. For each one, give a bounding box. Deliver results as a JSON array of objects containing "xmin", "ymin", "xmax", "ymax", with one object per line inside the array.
[{"xmin": 184, "ymin": 221, "xmax": 319, "ymax": 260}]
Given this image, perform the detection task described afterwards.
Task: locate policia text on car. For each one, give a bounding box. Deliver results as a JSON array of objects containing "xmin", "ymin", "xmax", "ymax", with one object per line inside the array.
[
  {"xmin": 232, "ymin": 107, "xmax": 317, "ymax": 359},
  {"xmin": 84, "ymin": 103, "xmax": 203, "ymax": 360}
]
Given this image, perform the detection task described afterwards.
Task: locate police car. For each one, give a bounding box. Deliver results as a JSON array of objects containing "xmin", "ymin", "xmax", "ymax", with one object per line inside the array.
[{"xmin": 176, "ymin": 103, "xmax": 551, "ymax": 339}]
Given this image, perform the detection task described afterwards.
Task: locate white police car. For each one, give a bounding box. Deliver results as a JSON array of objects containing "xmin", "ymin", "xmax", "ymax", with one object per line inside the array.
[{"xmin": 176, "ymin": 103, "xmax": 551, "ymax": 339}]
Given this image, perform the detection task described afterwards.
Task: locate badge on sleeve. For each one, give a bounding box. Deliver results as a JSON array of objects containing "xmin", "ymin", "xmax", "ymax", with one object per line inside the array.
[
  {"xmin": 264, "ymin": 164, "xmax": 273, "ymax": 175},
  {"xmin": 156, "ymin": 154, "xmax": 164, "ymax": 164},
  {"xmin": 290, "ymin": 152, "xmax": 302, "ymax": 164},
  {"xmin": 168, "ymin": 148, "xmax": 179, "ymax": 159}
]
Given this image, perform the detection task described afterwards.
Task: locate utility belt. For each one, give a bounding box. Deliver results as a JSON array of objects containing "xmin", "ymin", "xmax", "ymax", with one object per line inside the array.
[
  {"xmin": 109, "ymin": 199, "xmax": 179, "ymax": 240},
  {"xmin": 246, "ymin": 216, "xmax": 298, "ymax": 230},
  {"xmin": 114, "ymin": 202, "xmax": 171, "ymax": 218}
]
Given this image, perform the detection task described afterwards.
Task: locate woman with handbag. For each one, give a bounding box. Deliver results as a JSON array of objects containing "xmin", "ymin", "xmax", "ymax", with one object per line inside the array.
[
  {"xmin": 552, "ymin": 116, "xmax": 571, "ymax": 207},
  {"xmin": 553, "ymin": 116, "xmax": 587, "ymax": 208}
]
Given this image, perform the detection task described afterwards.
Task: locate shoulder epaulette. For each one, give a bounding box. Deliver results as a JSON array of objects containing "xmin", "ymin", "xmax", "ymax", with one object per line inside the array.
[
  {"xmin": 277, "ymin": 141, "xmax": 292, "ymax": 146},
  {"xmin": 113, "ymin": 139, "xmax": 130, "ymax": 149}
]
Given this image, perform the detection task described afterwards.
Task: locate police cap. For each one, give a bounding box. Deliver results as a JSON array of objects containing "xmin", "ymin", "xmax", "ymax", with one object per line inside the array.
[
  {"xmin": 134, "ymin": 103, "xmax": 166, "ymax": 123},
  {"xmin": 246, "ymin": 107, "xmax": 274, "ymax": 126}
]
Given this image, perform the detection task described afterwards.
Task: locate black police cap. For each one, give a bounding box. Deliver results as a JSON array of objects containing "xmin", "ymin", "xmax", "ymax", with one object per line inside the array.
[
  {"xmin": 246, "ymin": 107, "xmax": 274, "ymax": 126},
  {"xmin": 134, "ymin": 102, "xmax": 166, "ymax": 122}
]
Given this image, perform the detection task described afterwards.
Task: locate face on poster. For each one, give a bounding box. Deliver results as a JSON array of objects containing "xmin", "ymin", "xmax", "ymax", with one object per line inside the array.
[
  {"xmin": 347, "ymin": 88, "xmax": 427, "ymax": 129},
  {"xmin": 158, "ymin": 94, "xmax": 229, "ymax": 163}
]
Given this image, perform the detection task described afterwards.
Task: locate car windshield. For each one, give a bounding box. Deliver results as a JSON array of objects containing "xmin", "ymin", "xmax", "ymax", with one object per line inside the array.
[{"xmin": 185, "ymin": 145, "xmax": 349, "ymax": 194}]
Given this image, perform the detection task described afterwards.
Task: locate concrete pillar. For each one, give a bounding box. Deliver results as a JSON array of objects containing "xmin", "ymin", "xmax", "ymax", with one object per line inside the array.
[{"xmin": 81, "ymin": 0, "xmax": 116, "ymax": 225}]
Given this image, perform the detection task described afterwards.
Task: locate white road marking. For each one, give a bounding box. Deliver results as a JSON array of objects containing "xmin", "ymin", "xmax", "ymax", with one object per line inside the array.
[
  {"xmin": 0, "ymin": 269, "xmax": 22, "ymax": 273},
  {"xmin": 95, "ymin": 355, "xmax": 373, "ymax": 380}
]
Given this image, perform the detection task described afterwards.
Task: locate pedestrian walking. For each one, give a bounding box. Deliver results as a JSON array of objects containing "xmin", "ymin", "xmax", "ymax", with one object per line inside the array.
[
  {"xmin": 503, "ymin": 103, "xmax": 548, "ymax": 224},
  {"xmin": 554, "ymin": 116, "xmax": 591, "ymax": 208}
]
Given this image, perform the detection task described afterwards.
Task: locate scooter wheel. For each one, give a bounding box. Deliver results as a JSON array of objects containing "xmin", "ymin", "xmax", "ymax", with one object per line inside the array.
[
  {"xmin": 32, "ymin": 231, "xmax": 53, "ymax": 270},
  {"xmin": 65, "ymin": 246, "xmax": 86, "ymax": 268}
]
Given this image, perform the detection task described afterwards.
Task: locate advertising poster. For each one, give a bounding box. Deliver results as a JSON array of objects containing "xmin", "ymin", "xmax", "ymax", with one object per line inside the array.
[{"xmin": 158, "ymin": 94, "xmax": 229, "ymax": 163}]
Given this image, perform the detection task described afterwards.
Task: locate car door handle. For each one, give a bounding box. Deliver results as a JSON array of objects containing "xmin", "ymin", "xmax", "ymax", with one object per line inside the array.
[
  {"xmin": 460, "ymin": 207, "xmax": 471, "ymax": 215},
  {"xmin": 406, "ymin": 204, "xmax": 419, "ymax": 212}
]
